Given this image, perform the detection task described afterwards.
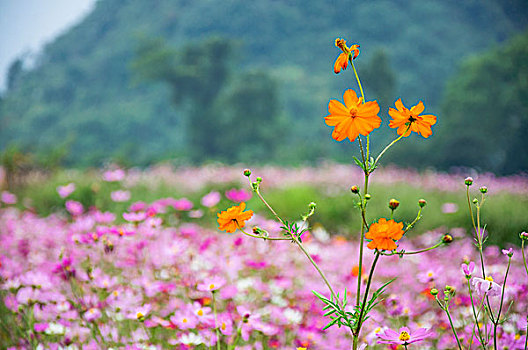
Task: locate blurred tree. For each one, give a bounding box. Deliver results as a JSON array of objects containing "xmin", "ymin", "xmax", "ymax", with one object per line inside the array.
[
  {"xmin": 6, "ymin": 58, "xmax": 24, "ymax": 91},
  {"xmin": 435, "ymin": 31, "xmax": 528, "ymax": 174},
  {"xmin": 361, "ymin": 49, "xmax": 396, "ymax": 111},
  {"xmin": 132, "ymin": 37, "xmax": 283, "ymax": 161}
]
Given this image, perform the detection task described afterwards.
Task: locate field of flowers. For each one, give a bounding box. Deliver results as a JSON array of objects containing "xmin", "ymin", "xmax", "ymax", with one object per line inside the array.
[
  {"xmin": 0, "ymin": 165, "xmax": 527, "ymax": 349},
  {"xmin": 1, "ymin": 37, "xmax": 528, "ymax": 350}
]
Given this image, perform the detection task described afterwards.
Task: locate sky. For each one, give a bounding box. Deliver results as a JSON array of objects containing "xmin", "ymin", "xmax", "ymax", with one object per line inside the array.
[{"xmin": 0, "ymin": 0, "xmax": 96, "ymax": 91}]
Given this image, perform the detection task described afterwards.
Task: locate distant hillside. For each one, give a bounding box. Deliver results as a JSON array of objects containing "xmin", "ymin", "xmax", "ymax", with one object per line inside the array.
[{"xmin": 1, "ymin": 0, "xmax": 526, "ymax": 167}]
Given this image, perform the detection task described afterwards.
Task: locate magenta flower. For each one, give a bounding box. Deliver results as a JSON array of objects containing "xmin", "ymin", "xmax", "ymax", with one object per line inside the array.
[
  {"xmin": 376, "ymin": 326, "xmax": 432, "ymax": 346},
  {"xmin": 84, "ymin": 308, "xmax": 102, "ymax": 321},
  {"xmin": 111, "ymin": 190, "xmax": 131, "ymax": 202},
  {"xmin": 172, "ymin": 198, "xmax": 193, "ymax": 211},
  {"xmin": 102, "ymin": 168, "xmax": 125, "ymax": 182},
  {"xmin": 123, "ymin": 211, "xmax": 147, "ymax": 222},
  {"xmin": 170, "ymin": 313, "xmax": 198, "ymax": 330},
  {"xmin": 501, "ymin": 248, "xmax": 513, "ymax": 257},
  {"xmin": 472, "ymin": 276, "xmax": 502, "ymax": 297},
  {"xmin": 1, "ymin": 191, "xmax": 17, "ymax": 204},
  {"xmin": 441, "ymin": 202, "xmax": 458, "ymax": 214},
  {"xmin": 34, "ymin": 323, "xmax": 49, "ymax": 332},
  {"xmin": 201, "ymin": 191, "xmax": 221, "ymax": 207},
  {"xmin": 56, "ymin": 183, "xmax": 75, "ymax": 198},
  {"xmin": 461, "ymin": 261, "xmax": 475, "ymax": 277},
  {"xmin": 65, "ymin": 200, "xmax": 84, "ymax": 216},
  {"xmin": 197, "ymin": 277, "xmax": 226, "ymax": 292},
  {"xmin": 225, "ymin": 188, "xmax": 252, "ymax": 203}
]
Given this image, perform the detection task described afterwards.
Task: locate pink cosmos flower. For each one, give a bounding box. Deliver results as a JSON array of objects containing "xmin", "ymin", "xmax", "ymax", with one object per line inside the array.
[
  {"xmin": 376, "ymin": 326, "xmax": 432, "ymax": 346},
  {"xmin": 65, "ymin": 200, "xmax": 84, "ymax": 216},
  {"xmin": 170, "ymin": 313, "xmax": 198, "ymax": 330},
  {"xmin": 84, "ymin": 308, "xmax": 102, "ymax": 321},
  {"xmin": 56, "ymin": 183, "xmax": 75, "ymax": 198},
  {"xmin": 94, "ymin": 211, "xmax": 116, "ymax": 223},
  {"xmin": 172, "ymin": 198, "xmax": 193, "ymax": 211},
  {"xmin": 123, "ymin": 211, "xmax": 147, "ymax": 222},
  {"xmin": 501, "ymin": 248, "xmax": 513, "ymax": 257},
  {"xmin": 127, "ymin": 304, "xmax": 152, "ymax": 321},
  {"xmin": 225, "ymin": 188, "xmax": 252, "ymax": 202},
  {"xmin": 197, "ymin": 277, "xmax": 226, "ymax": 292},
  {"xmin": 441, "ymin": 202, "xmax": 458, "ymax": 214},
  {"xmin": 472, "ymin": 276, "xmax": 502, "ymax": 297},
  {"xmin": 34, "ymin": 323, "xmax": 49, "ymax": 332},
  {"xmin": 111, "ymin": 190, "xmax": 131, "ymax": 202},
  {"xmin": 201, "ymin": 191, "xmax": 221, "ymax": 207},
  {"xmin": 461, "ymin": 261, "xmax": 475, "ymax": 277},
  {"xmin": 1, "ymin": 191, "xmax": 17, "ymax": 204},
  {"xmin": 102, "ymin": 169, "xmax": 125, "ymax": 182}
]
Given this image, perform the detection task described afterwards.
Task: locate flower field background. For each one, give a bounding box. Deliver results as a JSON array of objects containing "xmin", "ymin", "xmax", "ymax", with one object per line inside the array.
[{"xmin": 1, "ymin": 165, "xmax": 527, "ymax": 349}]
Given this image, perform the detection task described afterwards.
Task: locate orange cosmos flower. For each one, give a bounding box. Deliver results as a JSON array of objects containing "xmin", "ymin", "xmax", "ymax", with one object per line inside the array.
[
  {"xmin": 334, "ymin": 38, "xmax": 360, "ymax": 74},
  {"xmin": 324, "ymin": 89, "xmax": 381, "ymax": 142},
  {"xmin": 365, "ymin": 218, "xmax": 404, "ymax": 251},
  {"xmin": 388, "ymin": 99, "xmax": 437, "ymax": 138},
  {"xmin": 217, "ymin": 202, "xmax": 253, "ymax": 233}
]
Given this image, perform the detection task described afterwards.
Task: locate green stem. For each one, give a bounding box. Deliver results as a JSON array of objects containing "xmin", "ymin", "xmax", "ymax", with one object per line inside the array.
[
  {"xmin": 350, "ymin": 59, "xmax": 365, "ymax": 102},
  {"xmin": 354, "ymin": 251, "xmax": 381, "ymax": 336},
  {"xmin": 467, "ymin": 278, "xmax": 486, "ymax": 350},
  {"xmin": 522, "ymin": 240, "xmax": 528, "ymax": 278},
  {"xmin": 372, "ymin": 127, "xmax": 409, "ymax": 172},
  {"xmin": 292, "ymin": 235, "xmax": 338, "ymax": 303},
  {"xmin": 445, "ymin": 307, "xmax": 463, "ymax": 350},
  {"xmin": 212, "ymin": 291, "xmax": 221, "ymax": 350},
  {"xmin": 355, "ymin": 174, "xmax": 369, "ymax": 308},
  {"xmin": 493, "ymin": 257, "xmax": 512, "ymax": 349},
  {"xmin": 238, "ymin": 226, "xmax": 291, "ymax": 241},
  {"xmin": 380, "ymin": 241, "xmax": 442, "ymax": 256}
]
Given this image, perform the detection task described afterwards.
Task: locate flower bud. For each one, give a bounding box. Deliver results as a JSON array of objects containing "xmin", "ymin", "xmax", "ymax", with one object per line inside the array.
[
  {"xmin": 465, "ymin": 177, "xmax": 474, "ymax": 186},
  {"xmin": 479, "ymin": 186, "xmax": 488, "ymax": 194},
  {"xmin": 430, "ymin": 288, "xmax": 438, "ymax": 296},
  {"xmin": 309, "ymin": 202, "xmax": 316, "ymax": 210},
  {"xmin": 520, "ymin": 231, "xmax": 528, "ymax": 241},
  {"xmin": 418, "ymin": 199, "xmax": 427, "ymax": 208},
  {"xmin": 472, "ymin": 198, "xmax": 478, "ymax": 204},
  {"xmin": 388, "ymin": 199, "xmax": 400, "ymax": 210},
  {"xmin": 442, "ymin": 234, "xmax": 453, "ymax": 244},
  {"xmin": 364, "ymin": 194, "xmax": 371, "ymax": 200},
  {"xmin": 350, "ymin": 185, "xmax": 359, "ymax": 194},
  {"xmin": 243, "ymin": 169, "xmax": 251, "ymax": 177},
  {"xmin": 256, "ymin": 177, "xmax": 262, "ymax": 183}
]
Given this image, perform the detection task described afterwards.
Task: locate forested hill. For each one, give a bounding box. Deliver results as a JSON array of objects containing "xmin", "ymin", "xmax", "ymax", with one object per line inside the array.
[{"xmin": 1, "ymin": 0, "xmax": 527, "ymax": 168}]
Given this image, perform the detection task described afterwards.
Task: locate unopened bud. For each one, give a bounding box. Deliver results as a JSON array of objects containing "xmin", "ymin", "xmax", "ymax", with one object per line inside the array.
[
  {"xmin": 256, "ymin": 177, "xmax": 262, "ymax": 183},
  {"xmin": 364, "ymin": 194, "xmax": 371, "ymax": 200},
  {"xmin": 243, "ymin": 169, "xmax": 251, "ymax": 177},
  {"xmin": 520, "ymin": 231, "xmax": 528, "ymax": 241},
  {"xmin": 389, "ymin": 199, "xmax": 400, "ymax": 210},
  {"xmin": 479, "ymin": 186, "xmax": 488, "ymax": 194},
  {"xmin": 252, "ymin": 227, "xmax": 269, "ymax": 238},
  {"xmin": 472, "ymin": 198, "xmax": 478, "ymax": 204},
  {"xmin": 430, "ymin": 288, "xmax": 438, "ymax": 296},
  {"xmin": 418, "ymin": 199, "xmax": 427, "ymax": 208},
  {"xmin": 442, "ymin": 234, "xmax": 453, "ymax": 244},
  {"xmin": 465, "ymin": 177, "xmax": 474, "ymax": 186},
  {"xmin": 309, "ymin": 202, "xmax": 316, "ymax": 210},
  {"xmin": 350, "ymin": 185, "xmax": 359, "ymax": 194}
]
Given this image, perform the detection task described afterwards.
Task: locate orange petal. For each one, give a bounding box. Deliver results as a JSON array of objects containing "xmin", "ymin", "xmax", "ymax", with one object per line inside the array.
[
  {"xmin": 411, "ymin": 101, "xmax": 425, "ymax": 115},
  {"xmin": 394, "ymin": 99, "xmax": 405, "ymax": 112},
  {"xmin": 328, "ymin": 99, "xmax": 349, "ymax": 116},
  {"xmin": 325, "ymin": 114, "xmax": 348, "ymax": 126},
  {"xmin": 343, "ymin": 90, "xmax": 359, "ymax": 109}
]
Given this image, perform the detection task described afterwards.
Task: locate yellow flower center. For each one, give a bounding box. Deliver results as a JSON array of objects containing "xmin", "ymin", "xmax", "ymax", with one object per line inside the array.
[
  {"xmin": 197, "ymin": 309, "xmax": 204, "ymax": 316},
  {"xmin": 399, "ymin": 331, "xmax": 411, "ymax": 342},
  {"xmin": 113, "ymin": 291, "xmax": 119, "ymax": 297},
  {"xmin": 515, "ymin": 334, "xmax": 520, "ymax": 340},
  {"xmin": 209, "ymin": 284, "xmax": 215, "ymax": 290},
  {"xmin": 182, "ymin": 318, "xmax": 188, "ymax": 323},
  {"xmin": 221, "ymin": 322, "xmax": 226, "ymax": 330},
  {"xmin": 485, "ymin": 276, "xmax": 494, "ymax": 282},
  {"xmin": 136, "ymin": 312, "xmax": 144, "ymax": 319}
]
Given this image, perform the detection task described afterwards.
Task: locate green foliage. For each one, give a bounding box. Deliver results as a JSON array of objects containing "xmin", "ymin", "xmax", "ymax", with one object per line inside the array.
[{"xmin": 433, "ymin": 31, "xmax": 528, "ymax": 174}]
